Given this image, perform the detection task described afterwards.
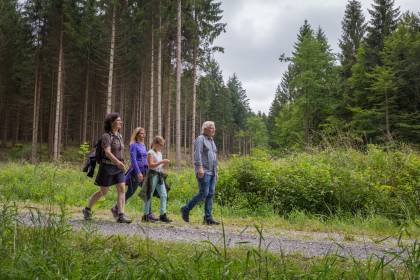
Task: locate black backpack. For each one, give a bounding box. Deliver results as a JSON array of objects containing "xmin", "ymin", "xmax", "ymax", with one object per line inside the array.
[{"xmin": 82, "ymin": 133, "xmax": 113, "ymax": 177}]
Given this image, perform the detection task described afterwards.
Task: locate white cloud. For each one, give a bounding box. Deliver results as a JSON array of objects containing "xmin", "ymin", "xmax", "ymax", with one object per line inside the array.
[{"xmin": 214, "ymin": 0, "xmax": 420, "ymax": 114}]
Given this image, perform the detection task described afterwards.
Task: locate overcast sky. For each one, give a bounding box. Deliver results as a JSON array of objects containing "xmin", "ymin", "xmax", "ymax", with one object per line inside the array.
[{"xmin": 212, "ymin": 0, "xmax": 419, "ymax": 114}]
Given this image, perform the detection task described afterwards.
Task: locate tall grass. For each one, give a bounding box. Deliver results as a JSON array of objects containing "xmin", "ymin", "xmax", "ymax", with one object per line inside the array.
[
  {"xmin": 1, "ymin": 158, "xmax": 420, "ymax": 237},
  {"xmin": 1, "ymin": 201, "xmax": 419, "ymax": 279}
]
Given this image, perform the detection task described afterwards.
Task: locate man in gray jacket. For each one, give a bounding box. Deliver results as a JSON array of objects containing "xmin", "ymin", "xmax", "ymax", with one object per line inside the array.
[{"xmin": 181, "ymin": 121, "xmax": 219, "ymax": 225}]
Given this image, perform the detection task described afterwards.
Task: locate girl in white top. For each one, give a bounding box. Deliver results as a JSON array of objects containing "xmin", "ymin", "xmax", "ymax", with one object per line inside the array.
[{"xmin": 143, "ymin": 136, "xmax": 171, "ymax": 223}]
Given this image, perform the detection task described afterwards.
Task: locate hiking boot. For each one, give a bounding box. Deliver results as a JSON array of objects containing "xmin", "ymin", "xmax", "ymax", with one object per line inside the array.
[
  {"xmin": 203, "ymin": 217, "xmax": 219, "ymax": 225},
  {"xmin": 82, "ymin": 207, "xmax": 92, "ymax": 221},
  {"xmin": 159, "ymin": 213, "xmax": 172, "ymax": 223},
  {"xmin": 110, "ymin": 206, "xmax": 118, "ymax": 219},
  {"xmin": 148, "ymin": 213, "xmax": 159, "ymax": 222},
  {"xmin": 117, "ymin": 213, "xmax": 132, "ymax": 224},
  {"xmin": 142, "ymin": 214, "xmax": 156, "ymax": 223},
  {"xmin": 180, "ymin": 206, "xmax": 189, "ymax": 223}
]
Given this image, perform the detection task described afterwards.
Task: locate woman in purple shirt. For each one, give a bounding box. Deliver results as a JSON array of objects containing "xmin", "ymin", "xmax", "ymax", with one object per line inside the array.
[{"xmin": 111, "ymin": 127, "xmax": 152, "ymax": 219}]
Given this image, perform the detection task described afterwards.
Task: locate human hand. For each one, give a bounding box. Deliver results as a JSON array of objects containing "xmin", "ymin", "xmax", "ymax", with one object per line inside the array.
[
  {"xmin": 161, "ymin": 159, "xmax": 170, "ymax": 165},
  {"xmin": 198, "ymin": 167, "xmax": 204, "ymax": 178},
  {"xmin": 117, "ymin": 161, "xmax": 126, "ymax": 171},
  {"xmin": 137, "ymin": 173, "xmax": 144, "ymax": 182}
]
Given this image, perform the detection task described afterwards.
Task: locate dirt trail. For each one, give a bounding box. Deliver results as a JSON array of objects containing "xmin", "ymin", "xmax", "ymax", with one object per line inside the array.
[{"xmin": 64, "ymin": 217, "xmax": 403, "ymax": 259}]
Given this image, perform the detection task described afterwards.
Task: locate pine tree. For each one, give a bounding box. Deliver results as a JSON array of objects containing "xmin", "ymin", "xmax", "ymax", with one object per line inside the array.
[
  {"xmin": 339, "ymin": 0, "xmax": 366, "ymax": 79},
  {"xmin": 365, "ymin": 0, "xmax": 400, "ymax": 67},
  {"xmin": 381, "ymin": 12, "xmax": 420, "ymax": 141}
]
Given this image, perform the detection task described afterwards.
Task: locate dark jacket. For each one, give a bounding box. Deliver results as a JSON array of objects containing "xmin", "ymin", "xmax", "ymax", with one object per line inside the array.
[{"xmin": 139, "ymin": 169, "xmax": 170, "ymax": 201}]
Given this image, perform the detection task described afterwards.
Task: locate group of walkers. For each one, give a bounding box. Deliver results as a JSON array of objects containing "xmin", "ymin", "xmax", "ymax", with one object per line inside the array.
[{"xmin": 82, "ymin": 112, "xmax": 219, "ymax": 225}]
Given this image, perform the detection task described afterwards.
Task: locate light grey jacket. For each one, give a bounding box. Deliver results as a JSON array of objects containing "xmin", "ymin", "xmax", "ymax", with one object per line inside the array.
[{"xmin": 194, "ymin": 134, "xmax": 218, "ymax": 176}]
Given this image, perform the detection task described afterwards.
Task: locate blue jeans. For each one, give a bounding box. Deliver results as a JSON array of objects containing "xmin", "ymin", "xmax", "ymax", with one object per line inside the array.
[
  {"xmin": 185, "ymin": 174, "xmax": 216, "ymax": 219},
  {"xmin": 143, "ymin": 175, "xmax": 167, "ymax": 215}
]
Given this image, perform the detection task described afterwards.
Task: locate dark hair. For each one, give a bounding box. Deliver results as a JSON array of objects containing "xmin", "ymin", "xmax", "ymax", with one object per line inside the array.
[{"xmin": 104, "ymin": 112, "xmax": 120, "ymax": 133}]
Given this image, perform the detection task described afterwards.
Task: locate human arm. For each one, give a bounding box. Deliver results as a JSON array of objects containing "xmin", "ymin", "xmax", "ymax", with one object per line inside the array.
[
  {"xmin": 194, "ymin": 136, "xmax": 204, "ymax": 178},
  {"xmin": 104, "ymin": 147, "xmax": 125, "ymax": 171},
  {"xmin": 130, "ymin": 144, "xmax": 143, "ymax": 181},
  {"xmin": 147, "ymin": 153, "xmax": 170, "ymax": 169},
  {"xmin": 102, "ymin": 134, "xmax": 125, "ymax": 170}
]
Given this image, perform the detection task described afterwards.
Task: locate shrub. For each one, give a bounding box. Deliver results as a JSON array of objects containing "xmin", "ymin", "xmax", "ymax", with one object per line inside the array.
[{"xmin": 218, "ymin": 146, "xmax": 420, "ymax": 220}]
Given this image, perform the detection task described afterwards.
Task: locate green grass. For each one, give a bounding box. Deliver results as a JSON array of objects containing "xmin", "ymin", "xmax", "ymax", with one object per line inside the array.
[
  {"xmin": 0, "ymin": 202, "xmax": 419, "ymax": 279},
  {"xmin": 0, "ymin": 161, "xmax": 419, "ymax": 238}
]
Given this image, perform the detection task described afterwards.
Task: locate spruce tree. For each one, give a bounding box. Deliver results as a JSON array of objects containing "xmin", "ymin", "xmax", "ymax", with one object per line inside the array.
[
  {"xmin": 365, "ymin": 0, "xmax": 400, "ymax": 67},
  {"xmin": 339, "ymin": 0, "xmax": 366, "ymax": 79}
]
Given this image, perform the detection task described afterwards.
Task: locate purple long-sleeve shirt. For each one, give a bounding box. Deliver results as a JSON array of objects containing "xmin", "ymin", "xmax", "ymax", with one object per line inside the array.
[{"xmin": 125, "ymin": 142, "xmax": 148, "ymax": 181}]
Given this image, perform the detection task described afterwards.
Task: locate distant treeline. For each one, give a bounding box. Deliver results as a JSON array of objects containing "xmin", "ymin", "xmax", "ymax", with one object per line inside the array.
[{"xmin": 267, "ymin": 0, "xmax": 420, "ymax": 149}]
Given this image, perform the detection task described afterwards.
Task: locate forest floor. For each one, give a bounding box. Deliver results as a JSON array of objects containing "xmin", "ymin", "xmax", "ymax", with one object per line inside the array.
[{"xmin": 17, "ymin": 206, "xmax": 409, "ymax": 260}]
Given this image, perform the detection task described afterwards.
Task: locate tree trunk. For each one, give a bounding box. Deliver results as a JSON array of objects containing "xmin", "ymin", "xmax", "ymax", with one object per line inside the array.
[
  {"xmin": 120, "ymin": 79, "xmax": 125, "ymax": 136},
  {"xmin": 48, "ymin": 69, "xmax": 55, "ymax": 156},
  {"xmin": 175, "ymin": 0, "xmax": 182, "ymax": 169},
  {"xmin": 385, "ymin": 89, "xmax": 392, "ymax": 141},
  {"xmin": 106, "ymin": 4, "xmax": 116, "ymax": 114},
  {"xmin": 82, "ymin": 56, "xmax": 90, "ymax": 144},
  {"xmin": 191, "ymin": 5, "xmax": 198, "ymax": 161},
  {"xmin": 31, "ymin": 51, "xmax": 42, "ymax": 163},
  {"xmin": 191, "ymin": 44, "xmax": 197, "ymax": 161},
  {"xmin": 157, "ymin": 3, "xmax": 162, "ymax": 136},
  {"xmin": 149, "ymin": 25, "xmax": 155, "ymax": 145},
  {"xmin": 14, "ymin": 108, "xmax": 20, "ymax": 145},
  {"xmin": 184, "ymin": 99, "xmax": 187, "ymax": 156},
  {"xmin": 165, "ymin": 63, "xmax": 172, "ymax": 158},
  {"xmin": 53, "ymin": 18, "xmax": 64, "ymax": 161}
]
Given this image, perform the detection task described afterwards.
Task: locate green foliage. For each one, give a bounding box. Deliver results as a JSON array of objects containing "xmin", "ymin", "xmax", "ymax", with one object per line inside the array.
[
  {"xmin": 339, "ymin": 0, "xmax": 366, "ymax": 79},
  {"xmin": 246, "ymin": 115, "xmax": 269, "ymax": 149},
  {"xmin": 272, "ymin": 19, "xmax": 339, "ymax": 148},
  {"xmin": 218, "ymin": 145, "xmax": 420, "ymax": 220},
  {"xmin": 78, "ymin": 142, "xmax": 90, "ymax": 160},
  {"xmin": 1, "ymin": 200, "xmax": 420, "ymax": 278}
]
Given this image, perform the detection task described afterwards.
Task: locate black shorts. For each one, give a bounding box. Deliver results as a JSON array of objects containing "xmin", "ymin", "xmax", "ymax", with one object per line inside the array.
[{"xmin": 95, "ymin": 163, "xmax": 125, "ymax": 187}]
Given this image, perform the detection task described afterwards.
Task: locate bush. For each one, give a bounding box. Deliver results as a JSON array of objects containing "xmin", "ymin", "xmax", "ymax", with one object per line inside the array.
[{"xmin": 218, "ymin": 145, "xmax": 420, "ymax": 220}]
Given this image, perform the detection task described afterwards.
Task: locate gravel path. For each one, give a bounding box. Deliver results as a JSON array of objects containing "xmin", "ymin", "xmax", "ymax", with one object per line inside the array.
[
  {"xmin": 17, "ymin": 210, "xmax": 406, "ymax": 260},
  {"xmin": 66, "ymin": 218, "xmax": 401, "ymax": 260}
]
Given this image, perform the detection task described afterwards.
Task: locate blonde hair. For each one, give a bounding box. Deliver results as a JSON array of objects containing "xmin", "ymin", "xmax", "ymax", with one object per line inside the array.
[
  {"xmin": 130, "ymin": 127, "xmax": 145, "ymax": 144},
  {"xmin": 151, "ymin": 135, "xmax": 165, "ymax": 148}
]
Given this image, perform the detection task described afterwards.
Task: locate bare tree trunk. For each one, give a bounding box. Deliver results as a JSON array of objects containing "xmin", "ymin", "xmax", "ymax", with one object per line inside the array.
[
  {"xmin": 48, "ymin": 69, "xmax": 55, "ymax": 156},
  {"xmin": 175, "ymin": 0, "xmax": 182, "ymax": 169},
  {"xmin": 120, "ymin": 79, "xmax": 125, "ymax": 136},
  {"xmin": 157, "ymin": 3, "xmax": 162, "ymax": 136},
  {"xmin": 14, "ymin": 109, "xmax": 20, "ymax": 144},
  {"xmin": 142, "ymin": 71, "xmax": 146, "ymax": 131},
  {"xmin": 222, "ymin": 129, "xmax": 225, "ymax": 156},
  {"xmin": 31, "ymin": 53, "xmax": 41, "ymax": 163},
  {"xmin": 91, "ymin": 96, "xmax": 95, "ymax": 146},
  {"xmin": 191, "ymin": 5, "xmax": 198, "ymax": 161},
  {"xmin": 53, "ymin": 18, "xmax": 64, "ymax": 161},
  {"xmin": 82, "ymin": 56, "xmax": 90, "ymax": 143},
  {"xmin": 3, "ymin": 112, "xmax": 8, "ymax": 145},
  {"xmin": 106, "ymin": 4, "xmax": 116, "ymax": 114},
  {"xmin": 385, "ymin": 89, "xmax": 392, "ymax": 141},
  {"xmin": 184, "ymin": 99, "xmax": 187, "ymax": 156},
  {"xmin": 165, "ymin": 63, "xmax": 172, "ymax": 158},
  {"xmin": 149, "ymin": 25, "xmax": 155, "ymax": 144},
  {"xmin": 191, "ymin": 44, "xmax": 197, "ymax": 161}
]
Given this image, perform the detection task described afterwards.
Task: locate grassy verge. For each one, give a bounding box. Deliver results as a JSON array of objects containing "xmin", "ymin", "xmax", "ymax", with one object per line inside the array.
[
  {"xmin": 0, "ymin": 162, "xmax": 419, "ymax": 238},
  {"xmin": 1, "ymin": 202, "xmax": 419, "ymax": 279}
]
